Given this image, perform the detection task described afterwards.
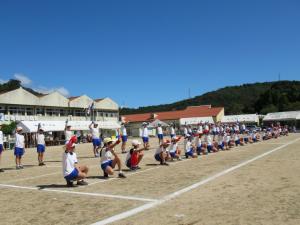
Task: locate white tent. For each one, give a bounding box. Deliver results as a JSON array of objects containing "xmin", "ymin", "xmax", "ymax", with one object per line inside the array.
[
  {"xmin": 179, "ymin": 117, "xmax": 214, "ymax": 125},
  {"xmin": 221, "ymin": 114, "xmax": 259, "ymax": 124},
  {"xmin": 148, "ymin": 119, "xmax": 169, "ymax": 128},
  {"xmin": 263, "ymin": 111, "xmax": 300, "ymax": 121},
  {"xmin": 18, "ymin": 120, "xmax": 120, "ymax": 133}
]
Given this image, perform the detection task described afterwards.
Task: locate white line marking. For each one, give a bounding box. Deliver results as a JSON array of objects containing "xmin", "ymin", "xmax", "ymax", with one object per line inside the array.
[
  {"xmin": 91, "ymin": 137, "xmax": 300, "ymax": 225},
  {"xmin": 0, "ymin": 183, "xmax": 157, "ymax": 202}
]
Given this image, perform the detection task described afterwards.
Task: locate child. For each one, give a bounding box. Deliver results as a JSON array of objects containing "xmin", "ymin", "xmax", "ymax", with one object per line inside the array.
[
  {"xmin": 141, "ymin": 122, "xmax": 150, "ymax": 150},
  {"xmin": 15, "ymin": 127, "xmax": 25, "ymax": 169},
  {"xmin": 157, "ymin": 123, "xmax": 164, "ymax": 145},
  {"xmin": 217, "ymin": 133, "xmax": 225, "ymax": 151},
  {"xmin": 62, "ymin": 136, "xmax": 89, "ymax": 187},
  {"xmin": 100, "ymin": 137, "xmax": 126, "ymax": 178},
  {"xmin": 195, "ymin": 133, "xmax": 203, "ymax": 155},
  {"xmin": 125, "ymin": 140, "xmax": 144, "ymax": 170},
  {"xmin": 184, "ymin": 135, "xmax": 197, "ymax": 158},
  {"xmin": 154, "ymin": 140, "xmax": 171, "ymax": 165},
  {"xmin": 120, "ymin": 123, "xmax": 128, "ymax": 154},
  {"xmin": 169, "ymin": 123, "xmax": 176, "ymax": 139},
  {"xmin": 205, "ymin": 134, "xmax": 217, "ymax": 153},
  {"xmin": 89, "ymin": 122, "xmax": 101, "ymax": 157},
  {"xmin": 64, "ymin": 121, "xmax": 73, "ymax": 144},
  {"xmin": 169, "ymin": 136, "xmax": 182, "ymax": 160},
  {"xmin": 0, "ymin": 124, "xmax": 4, "ymax": 172},
  {"xmin": 36, "ymin": 124, "xmax": 46, "ymax": 166}
]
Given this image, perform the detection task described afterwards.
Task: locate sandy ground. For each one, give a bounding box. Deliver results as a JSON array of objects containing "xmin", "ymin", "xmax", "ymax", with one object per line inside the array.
[{"xmin": 0, "ymin": 134, "xmax": 299, "ymax": 225}]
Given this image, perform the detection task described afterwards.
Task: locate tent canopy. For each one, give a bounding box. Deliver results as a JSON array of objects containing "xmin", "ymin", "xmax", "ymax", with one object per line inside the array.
[
  {"xmin": 221, "ymin": 114, "xmax": 259, "ymax": 124},
  {"xmin": 18, "ymin": 120, "xmax": 120, "ymax": 133},
  {"xmin": 148, "ymin": 119, "xmax": 169, "ymax": 128},
  {"xmin": 263, "ymin": 111, "xmax": 300, "ymax": 121},
  {"xmin": 179, "ymin": 117, "xmax": 214, "ymax": 125}
]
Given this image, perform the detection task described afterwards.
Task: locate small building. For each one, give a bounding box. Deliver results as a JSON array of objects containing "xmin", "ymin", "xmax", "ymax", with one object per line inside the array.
[
  {"xmin": 122, "ymin": 105, "xmax": 224, "ymax": 136},
  {"xmin": 221, "ymin": 114, "xmax": 259, "ymax": 125},
  {"xmin": 263, "ymin": 111, "xmax": 300, "ymax": 128}
]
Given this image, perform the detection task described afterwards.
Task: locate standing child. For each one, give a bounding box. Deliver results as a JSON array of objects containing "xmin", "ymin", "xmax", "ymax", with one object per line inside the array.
[
  {"xmin": 100, "ymin": 137, "xmax": 126, "ymax": 179},
  {"xmin": 15, "ymin": 127, "xmax": 25, "ymax": 169},
  {"xmin": 64, "ymin": 121, "xmax": 73, "ymax": 144},
  {"xmin": 36, "ymin": 123, "xmax": 46, "ymax": 166},
  {"xmin": 89, "ymin": 122, "xmax": 101, "ymax": 157},
  {"xmin": 120, "ymin": 123, "xmax": 128, "ymax": 154},
  {"xmin": 0, "ymin": 124, "xmax": 4, "ymax": 172},
  {"xmin": 169, "ymin": 123, "xmax": 176, "ymax": 139},
  {"xmin": 125, "ymin": 140, "xmax": 144, "ymax": 170},
  {"xmin": 141, "ymin": 122, "xmax": 150, "ymax": 150},
  {"xmin": 157, "ymin": 123, "xmax": 164, "ymax": 145},
  {"xmin": 62, "ymin": 136, "xmax": 89, "ymax": 187}
]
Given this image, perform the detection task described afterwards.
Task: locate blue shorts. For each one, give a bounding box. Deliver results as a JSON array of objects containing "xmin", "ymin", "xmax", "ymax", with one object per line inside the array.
[
  {"xmin": 185, "ymin": 150, "xmax": 194, "ymax": 157},
  {"xmin": 235, "ymin": 140, "xmax": 240, "ymax": 146},
  {"xmin": 14, "ymin": 147, "xmax": 24, "ymax": 157},
  {"xmin": 207, "ymin": 145, "xmax": 212, "ymax": 153},
  {"xmin": 244, "ymin": 137, "xmax": 249, "ymax": 143},
  {"xmin": 121, "ymin": 135, "xmax": 128, "ymax": 142},
  {"xmin": 253, "ymin": 138, "xmax": 257, "ymax": 142},
  {"xmin": 218, "ymin": 144, "xmax": 224, "ymax": 150},
  {"xmin": 154, "ymin": 153, "xmax": 161, "ymax": 162},
  {"xmin": 142, "ymin": 137, "xmax": 149, "ymax": 143},
  {"xmin": 92, "ymin": 138, "xmax": 101, "ymax": 147},
  {"xmin": 196, "ymin": 145, "xmax": 202, "ymax": 154},
  {"xmin": 169, "ymin": 151, "xmax": 176, "ymax": 158},
  {"xmin": 157, "ymin": 134, "xmax": 163, "ymax": 140},
  {"xmin": 170, "ymin": 134, "xmax": 175, "ymax": 139},
  {"xmin": 64, "ymin": 168, "xmax": 79, "ymax": 181},
  {"xmin": 37, "ymin": 144, "xmax": 45, "ymax": 153},
  {"xmin": 0, "ymin": 144, "xmax": 3, "ymax": 154},
  {"xmin": 101, "ymin": 160, "xmax": 113, "ymax": 171},
  {"xmin": 126, "ymin": 159, "xmax": 131, "ymax": 168}
]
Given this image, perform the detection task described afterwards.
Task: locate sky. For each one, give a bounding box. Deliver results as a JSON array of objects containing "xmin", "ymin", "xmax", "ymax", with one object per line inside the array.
[{"xmin": 0, "ymin": 0, "xmax": 299, "ymax": 108}]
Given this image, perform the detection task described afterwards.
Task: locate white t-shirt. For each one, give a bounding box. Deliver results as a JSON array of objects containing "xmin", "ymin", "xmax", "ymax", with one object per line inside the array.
[
  {"xmin": 206, "ymin": 135, "xmax": 212, "ymax": 146},
  {"xmin": 142, "ymin": 127, "xmax": 149, "ymax": 137},
  {"xmin": 169, "ymin": 143, "xmax": 177, "ymax": 153},
  {"xmin": 90, "ymin": 127, "xmax": 100, "ymax": 139},
  {"xmin": 226, "ymin": 135, "xmax": 231, "ymax": 143},
  {"xmin": 0, "ymin": 131, "xmax": 3, "ymax": 145},
  {"xmin": 218, "ymin": 135, "xmax": 223, "ymax": 145},
  {"xmin": 15, "ymin": 133, "xmax": 25, "ymax": 148},
  {"xmin": 183, "ymin": 127, "xmax": 188, "ymax": 136},
  {"xmin": 157, "ymin": 127, "xmax": 163, "ymax": 135},
  {"xmin": 37, "ymin": 133, "xmax": 45, "ymax": 145},
  {"xmin": 65, "ymin": 130, "xmax": 73, "ymax": 142},
  {"xmin": 195, "ymin": 136, "xmax": 202, "ymax": 147},
  {"xmin": 62, "ymin": 152, "xmax": 78, "ymax": 177},
  {"xmin": 100, "ymin": 147, "xmax": 113, "ymax": 164},
  {"xmin": 155, "ymin": 146, "xmax": 167, "ymax": 155},
  {"xmin": 204, "ymin": 125, "xmax": 209, "ymax": 131},
  {"xmin": 198, "ymin": 126, "xmax": 203, "ymax": 134},
  {"xmin": 170, "ymin": 127, "xmax": 175, "ymax": 135},
  {"xmin": 184, "ymin": 140, "xmax": 192, "ymax": 152},
  {"xmin": 121, "ymin": 126, "xmax": 127, "ymax": 136}
]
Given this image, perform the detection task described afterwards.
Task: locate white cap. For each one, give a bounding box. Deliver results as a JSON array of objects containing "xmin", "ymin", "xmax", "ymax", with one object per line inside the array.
[{"xmin": 132, "ymin": 139, "xmax": 141, "ymax": 146}]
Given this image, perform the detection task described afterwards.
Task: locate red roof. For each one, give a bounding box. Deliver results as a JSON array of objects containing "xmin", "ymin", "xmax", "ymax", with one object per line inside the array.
[{"xmin": 123, "ymin": 106, "xmax": 224, "ymax": 122}]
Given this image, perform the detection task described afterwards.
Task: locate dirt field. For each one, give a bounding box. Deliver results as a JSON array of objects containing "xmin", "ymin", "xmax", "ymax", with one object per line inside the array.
[{"xmin": 0, "ymin": 134, "xmax": 299, "ymax": 225}]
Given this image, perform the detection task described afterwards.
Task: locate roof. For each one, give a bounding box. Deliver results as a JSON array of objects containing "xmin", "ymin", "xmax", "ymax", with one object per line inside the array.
[
  {"xmin": 68, "ymin": 96, "xmax": 80, "ymax": 101},
  {"xmin": 221, "ymin": 114, "xmax": 259, "ymax": 123},
  {"xmin": 94, "ymin": 98, "xmax": 104, "ymax": 102},
  {"xmin": 123, "ymin": 106, "xmax": 224, "ymax": 122}
]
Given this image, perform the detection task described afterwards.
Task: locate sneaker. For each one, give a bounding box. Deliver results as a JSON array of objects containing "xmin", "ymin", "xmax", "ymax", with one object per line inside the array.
[
  {"xmin": 39, "ymin": 162, "xmax": 43, "ymax": 166},
  {"xmin": 103, "ymin": 172, "xmax": 109, "ymax": 179},
  {"xmin": 77, "ymin": 180, "xmax": 88, "ymax": 186},
  {"xmin": 121, "ymin": 151, "xmax": 127, "ymax": 154},
  {"xmin": 136, "ymin": 166, "xmax": 141, "ymax": 170},
  {"xmin": 19, "ymin": 165, "xmax": 24, "ymax": 169},
  {"xmin": 16, "ymin": 165, "xmax": 20, "ymax": 170},
  {"xmin": 66, "ymin": 180, "xmax": 75, "ymax": 187},
  {"xmin": 118, "ymin": 172, "xmax": 126, "ymax": 178},
  {"xmin": 160, "ymin": 162, "xmax": 169, "ymax": 166},
  {"xmin": 41, "ymin": 162, "xmax": 46, "ymax": 166},
  {"xmin": 0, "ymin": 168, "xmax": 4, "ymax": 172},
  {"xmin": 95, "ymin": 153, "xmax": 99, "ymax": 157}
]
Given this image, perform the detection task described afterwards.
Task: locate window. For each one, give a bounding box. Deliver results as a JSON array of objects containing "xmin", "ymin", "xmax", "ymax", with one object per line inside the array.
[
  {"xmin": 60, "ymin": 109, "xmax": 69, "ymax": 116},
  {"xmin": 46, "ymin": 108, "xmax": 59, "ymax": 116},
  {"xmin": 36, "ymin": 108, "xmax": 45, "ymax": 115},
  {"xmin": 9, "ymin": 106, "xmax": 25, "ymax": 115},
  {"xmin": 74, "ymin": 109, "xmax": 85, "ymax": 117},
  {"xmin": 26, "ymin": 108, "xmax": 34, "ymax": 115}
]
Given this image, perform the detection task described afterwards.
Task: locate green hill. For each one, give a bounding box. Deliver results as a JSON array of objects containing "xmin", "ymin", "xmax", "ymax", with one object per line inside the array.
[
  {"xmin": 0, "ymin": 79, "xmax": 42, "ymax": 96},
  {"xmin": 120, "ymin": 81, "xmax": 300, "ymax": 115}
]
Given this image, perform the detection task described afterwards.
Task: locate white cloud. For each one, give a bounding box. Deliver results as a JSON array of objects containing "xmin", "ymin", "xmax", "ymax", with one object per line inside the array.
[
  {"xmin": 14, "ymin": 73, "xmax": 32, "ymax": 86},
  {"xmin": 56, "ymin": 87, "xmax": 70, "ymax": 96}
]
